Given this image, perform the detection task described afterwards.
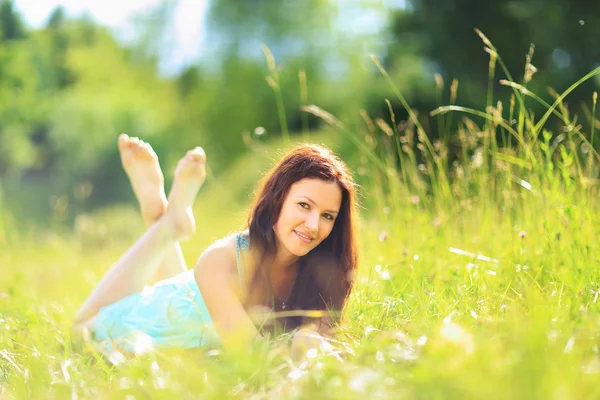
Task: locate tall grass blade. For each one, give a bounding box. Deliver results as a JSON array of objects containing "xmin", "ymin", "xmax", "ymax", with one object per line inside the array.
[{"xmin": 261, "ymin": 44, "xmax": 290, "ymax": 143}]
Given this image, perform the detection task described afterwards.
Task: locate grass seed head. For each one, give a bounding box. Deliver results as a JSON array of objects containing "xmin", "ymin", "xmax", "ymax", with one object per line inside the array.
[
  {"xmin": 261, "ymin": 44, "xmax": 277, "ymax": 72},
  {"xmin": 474, "ymin": 28, "xmax": 493, "ymax": 49},
  {"xmin": 450, "ymin": 79, "xmax": 459, "ymax": 103},
  {"xmin": 360, "ymin": 109, "xmax": 376, "ymax": 134},
  {"xmin": 435, "ymin": 73, "xmax": 444, "ymax": 89},
  {"xmin": 376, "ymin": 118, "xmax": 394, "ymax": 137},
  {"xmin": 525, "ymin": 63, "xmax": 538, "ymax": 84}
]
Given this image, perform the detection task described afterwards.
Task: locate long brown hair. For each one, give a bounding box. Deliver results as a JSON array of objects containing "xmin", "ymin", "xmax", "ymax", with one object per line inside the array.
[{"xmin": 247, "ymin": 144, "xmax": 359, "ymax": 331}]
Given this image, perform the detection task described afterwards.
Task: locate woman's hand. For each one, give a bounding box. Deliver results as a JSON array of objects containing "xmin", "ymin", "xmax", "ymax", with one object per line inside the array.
[{"xmin": 290, "ymin": 328, "xmax": 343, "ymax": 362}]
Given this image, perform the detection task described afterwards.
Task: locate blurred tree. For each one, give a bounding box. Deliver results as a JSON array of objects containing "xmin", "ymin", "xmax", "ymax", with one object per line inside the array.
[
  {"xmin": 0, "ymin": 0, "xmax": 26, "ymax": 41},
  {"xmin": 47, "ymin": 5, "xmax": 66, "ymax": 29},
  {"xmin": 176, "ymin": 65, "xmax": 200, "ymax": 99},
  {"xmin": 192, "ymin": 0, "xmax": 339, "ymax": 166},
  {"xmin": 44, "ymin": 23, "xmax": 181, "ymax": 206},
  {"xmin": 0, "ymin": 1, "xmax": 37, "ymax": 176},
  {"xmin": 389, "ymin": 0, "xmax": 600, "ymax": 122},
  {"xmin": 46, "ymin": 6, "xmax": 76, "ymax": 89}
]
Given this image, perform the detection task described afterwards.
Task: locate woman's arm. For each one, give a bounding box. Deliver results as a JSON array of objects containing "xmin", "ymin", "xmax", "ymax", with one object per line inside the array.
[{"xmin": 193, "ymin": 240, "xmax": 260, "ymax": 352}]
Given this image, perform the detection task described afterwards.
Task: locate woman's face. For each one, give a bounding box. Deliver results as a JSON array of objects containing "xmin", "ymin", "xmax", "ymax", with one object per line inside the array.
[{"xmin": 273, "ymin": 178, "xmax": 343, "ymax": 257}]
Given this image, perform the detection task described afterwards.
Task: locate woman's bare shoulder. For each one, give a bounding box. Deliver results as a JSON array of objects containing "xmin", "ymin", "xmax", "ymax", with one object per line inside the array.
[
  {"xmin": 208, "ymin": 233, "xmax": 238, "ymax": 251},
  {"xmin": 193, "ymin": 233, "xmax": 241, "ymax": 274}
]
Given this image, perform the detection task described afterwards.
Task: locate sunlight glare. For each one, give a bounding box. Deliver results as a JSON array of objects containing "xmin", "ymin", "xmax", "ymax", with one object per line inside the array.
[{"xmin": 131, "ymin": 332, "xmax": 154, "ymax": 355}]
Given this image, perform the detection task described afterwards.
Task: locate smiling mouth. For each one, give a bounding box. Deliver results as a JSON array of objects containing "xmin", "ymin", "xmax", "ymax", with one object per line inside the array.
[{"xmin": 294, "ymin": 230, "xmax": 315, "ymax": 243}]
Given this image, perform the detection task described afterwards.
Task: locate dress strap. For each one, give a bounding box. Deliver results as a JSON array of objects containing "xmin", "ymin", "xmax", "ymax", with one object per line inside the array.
[{"xmin": 235, "ymin": 231, "xmax": 250, "ymax": 286}]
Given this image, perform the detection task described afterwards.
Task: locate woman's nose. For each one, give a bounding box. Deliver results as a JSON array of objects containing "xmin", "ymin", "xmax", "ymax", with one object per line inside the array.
[{"xmin": 304, "ymin": 212, "xmax": 319, "ymax": 232}]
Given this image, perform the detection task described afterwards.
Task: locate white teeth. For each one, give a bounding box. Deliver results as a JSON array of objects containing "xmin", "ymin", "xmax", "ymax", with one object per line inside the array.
[{"xmin": 295, "ymin": 231, "xmax": 312, "ymax": 240}]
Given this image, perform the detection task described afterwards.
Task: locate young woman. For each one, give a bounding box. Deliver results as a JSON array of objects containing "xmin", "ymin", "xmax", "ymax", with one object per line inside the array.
[{"xmin": 73, "ymin": 134, "xmax": 359, "ymax": 358}]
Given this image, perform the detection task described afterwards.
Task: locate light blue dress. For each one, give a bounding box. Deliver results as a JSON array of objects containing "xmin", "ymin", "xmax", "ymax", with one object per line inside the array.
[{"xmin": 92, "ymin": 232, "xmax": 250, "ymax": 351}]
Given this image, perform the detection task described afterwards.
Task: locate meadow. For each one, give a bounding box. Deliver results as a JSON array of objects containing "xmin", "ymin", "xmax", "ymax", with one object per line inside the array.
[{"xmin": 2, "ymin": 39, "xmax": 600, "ymax": 398}]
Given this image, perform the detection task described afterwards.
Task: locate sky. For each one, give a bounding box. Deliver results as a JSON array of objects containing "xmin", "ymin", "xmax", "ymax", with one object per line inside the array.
[
  {"xmin": 13, "ymin": 0, "xmax": 405, "ymax": 76},
  {"xmin": 14, "ymin": 0, "xmax": 208, "ymax": 75}
]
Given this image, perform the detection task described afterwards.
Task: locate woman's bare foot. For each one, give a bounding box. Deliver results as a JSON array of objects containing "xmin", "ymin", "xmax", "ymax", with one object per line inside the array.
[
  {"xmin": 165, "ymin": 147, "xmax": 207, "ymax": 240},
  {"xmin": 118, "ymin": 133, "xmax": 167, "ymax": 225}
]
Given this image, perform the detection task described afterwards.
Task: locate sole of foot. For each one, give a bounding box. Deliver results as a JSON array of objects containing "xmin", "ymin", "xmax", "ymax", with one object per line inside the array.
[
  {"xmin": 118, "ymin": 133, "xmax": 167, "ymax": 225},
  {"xmin": 166, "ymin": 147, "xmax": 207, "ymax": 241}
]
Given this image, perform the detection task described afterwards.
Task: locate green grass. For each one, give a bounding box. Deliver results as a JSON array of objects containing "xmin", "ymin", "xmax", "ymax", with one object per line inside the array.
[{"xmin": 2, "ymin": 42, "xmax": 600, "ymax": 398}]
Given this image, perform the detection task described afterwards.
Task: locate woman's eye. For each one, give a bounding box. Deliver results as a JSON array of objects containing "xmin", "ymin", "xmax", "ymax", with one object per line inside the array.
[
  {"xmin": 323, "ymin": 214, "xmax": 334, "ymax": 221},
  {"xmin": 299, "ymin": 202, "xmax": 310, "ymax": 209}
]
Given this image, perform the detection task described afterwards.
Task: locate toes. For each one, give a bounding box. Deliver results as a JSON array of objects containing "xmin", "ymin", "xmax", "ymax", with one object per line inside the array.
[
  {"xmin": 130, "ymin": 138, "xmax": 152, "ymax": 154},
  {"xmin": 186, "ymin": 147, "xmax": 205, "ymax": 156},
  {"xmin": 119, "ymin": 133, "xmax": 158, "ymax": 160},
  {"xmin": 144, "ymin": 142, "xmax": 158, "ymax": 158},
  {"xmin": 126, "ymin": 136, "xmax": 141, "ymax": 149},
  {"xmin": 131, "ymin": 137, "xmax": 142, "ymax": 149},
  {"xmin": 185, "ymin": 147, "xmax": 206, "ymax": 163},
  {"xmin": 118, "ymin": 133, "xmax": 130, "ymax": 151},
  {"xmin": 119, "ymin": 134, "xmax": 143, "ymax": 152},
  {"xmin": 176, "ymin": 148, "xmax": 206, "ymax": 175}
]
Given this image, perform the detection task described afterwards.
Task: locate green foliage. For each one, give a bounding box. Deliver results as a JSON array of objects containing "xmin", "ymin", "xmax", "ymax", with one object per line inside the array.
[
  {"xmin": 1, "ymin": 1, "xmax": 381, "ymax": 225},
  {"xmin": 3, "ymin": 0, "xmax": 600, "ymax": 230},
  {"xmin": 1, "ymin": 108, "xmax": 600, "ymax": 396},
  {"xmin": 2, "ymin": 1, "xmax": 600, "ymax": 396},
  {"xmin": 0, "ymin": 40, "xmax": 39, "ymax": 174},
  {"xmin": 0, "ymin": 0, "xmax": 26, "ymax": 42},
  {"xmin": 390, "ymin": 0, "xmax": 600, "ymax": 124},
  {"xmin": 0, "ymin": 11, "xmax": 189, "ymax": 219}
]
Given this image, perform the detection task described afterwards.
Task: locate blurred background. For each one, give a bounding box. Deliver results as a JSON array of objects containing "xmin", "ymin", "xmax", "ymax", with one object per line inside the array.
[{"xmin": 2, "ymin": 0, "xmax": 599, "ymax": 235}]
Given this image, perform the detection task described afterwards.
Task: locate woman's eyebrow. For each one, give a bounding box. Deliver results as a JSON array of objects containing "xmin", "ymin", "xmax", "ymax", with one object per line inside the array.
[{"xmin": 296, "ymin": 196, "xmax": 339, "ymax": 214}]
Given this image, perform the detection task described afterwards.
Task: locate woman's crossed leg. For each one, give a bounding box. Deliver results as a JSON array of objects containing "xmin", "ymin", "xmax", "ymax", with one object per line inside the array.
[
  {"xmin": 73, "ymin": 138, "xmax": 207, "ymax": 334},
  {"xmin": 118, "ymin": 134, "xmax": 189, "ymax": 283}
]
